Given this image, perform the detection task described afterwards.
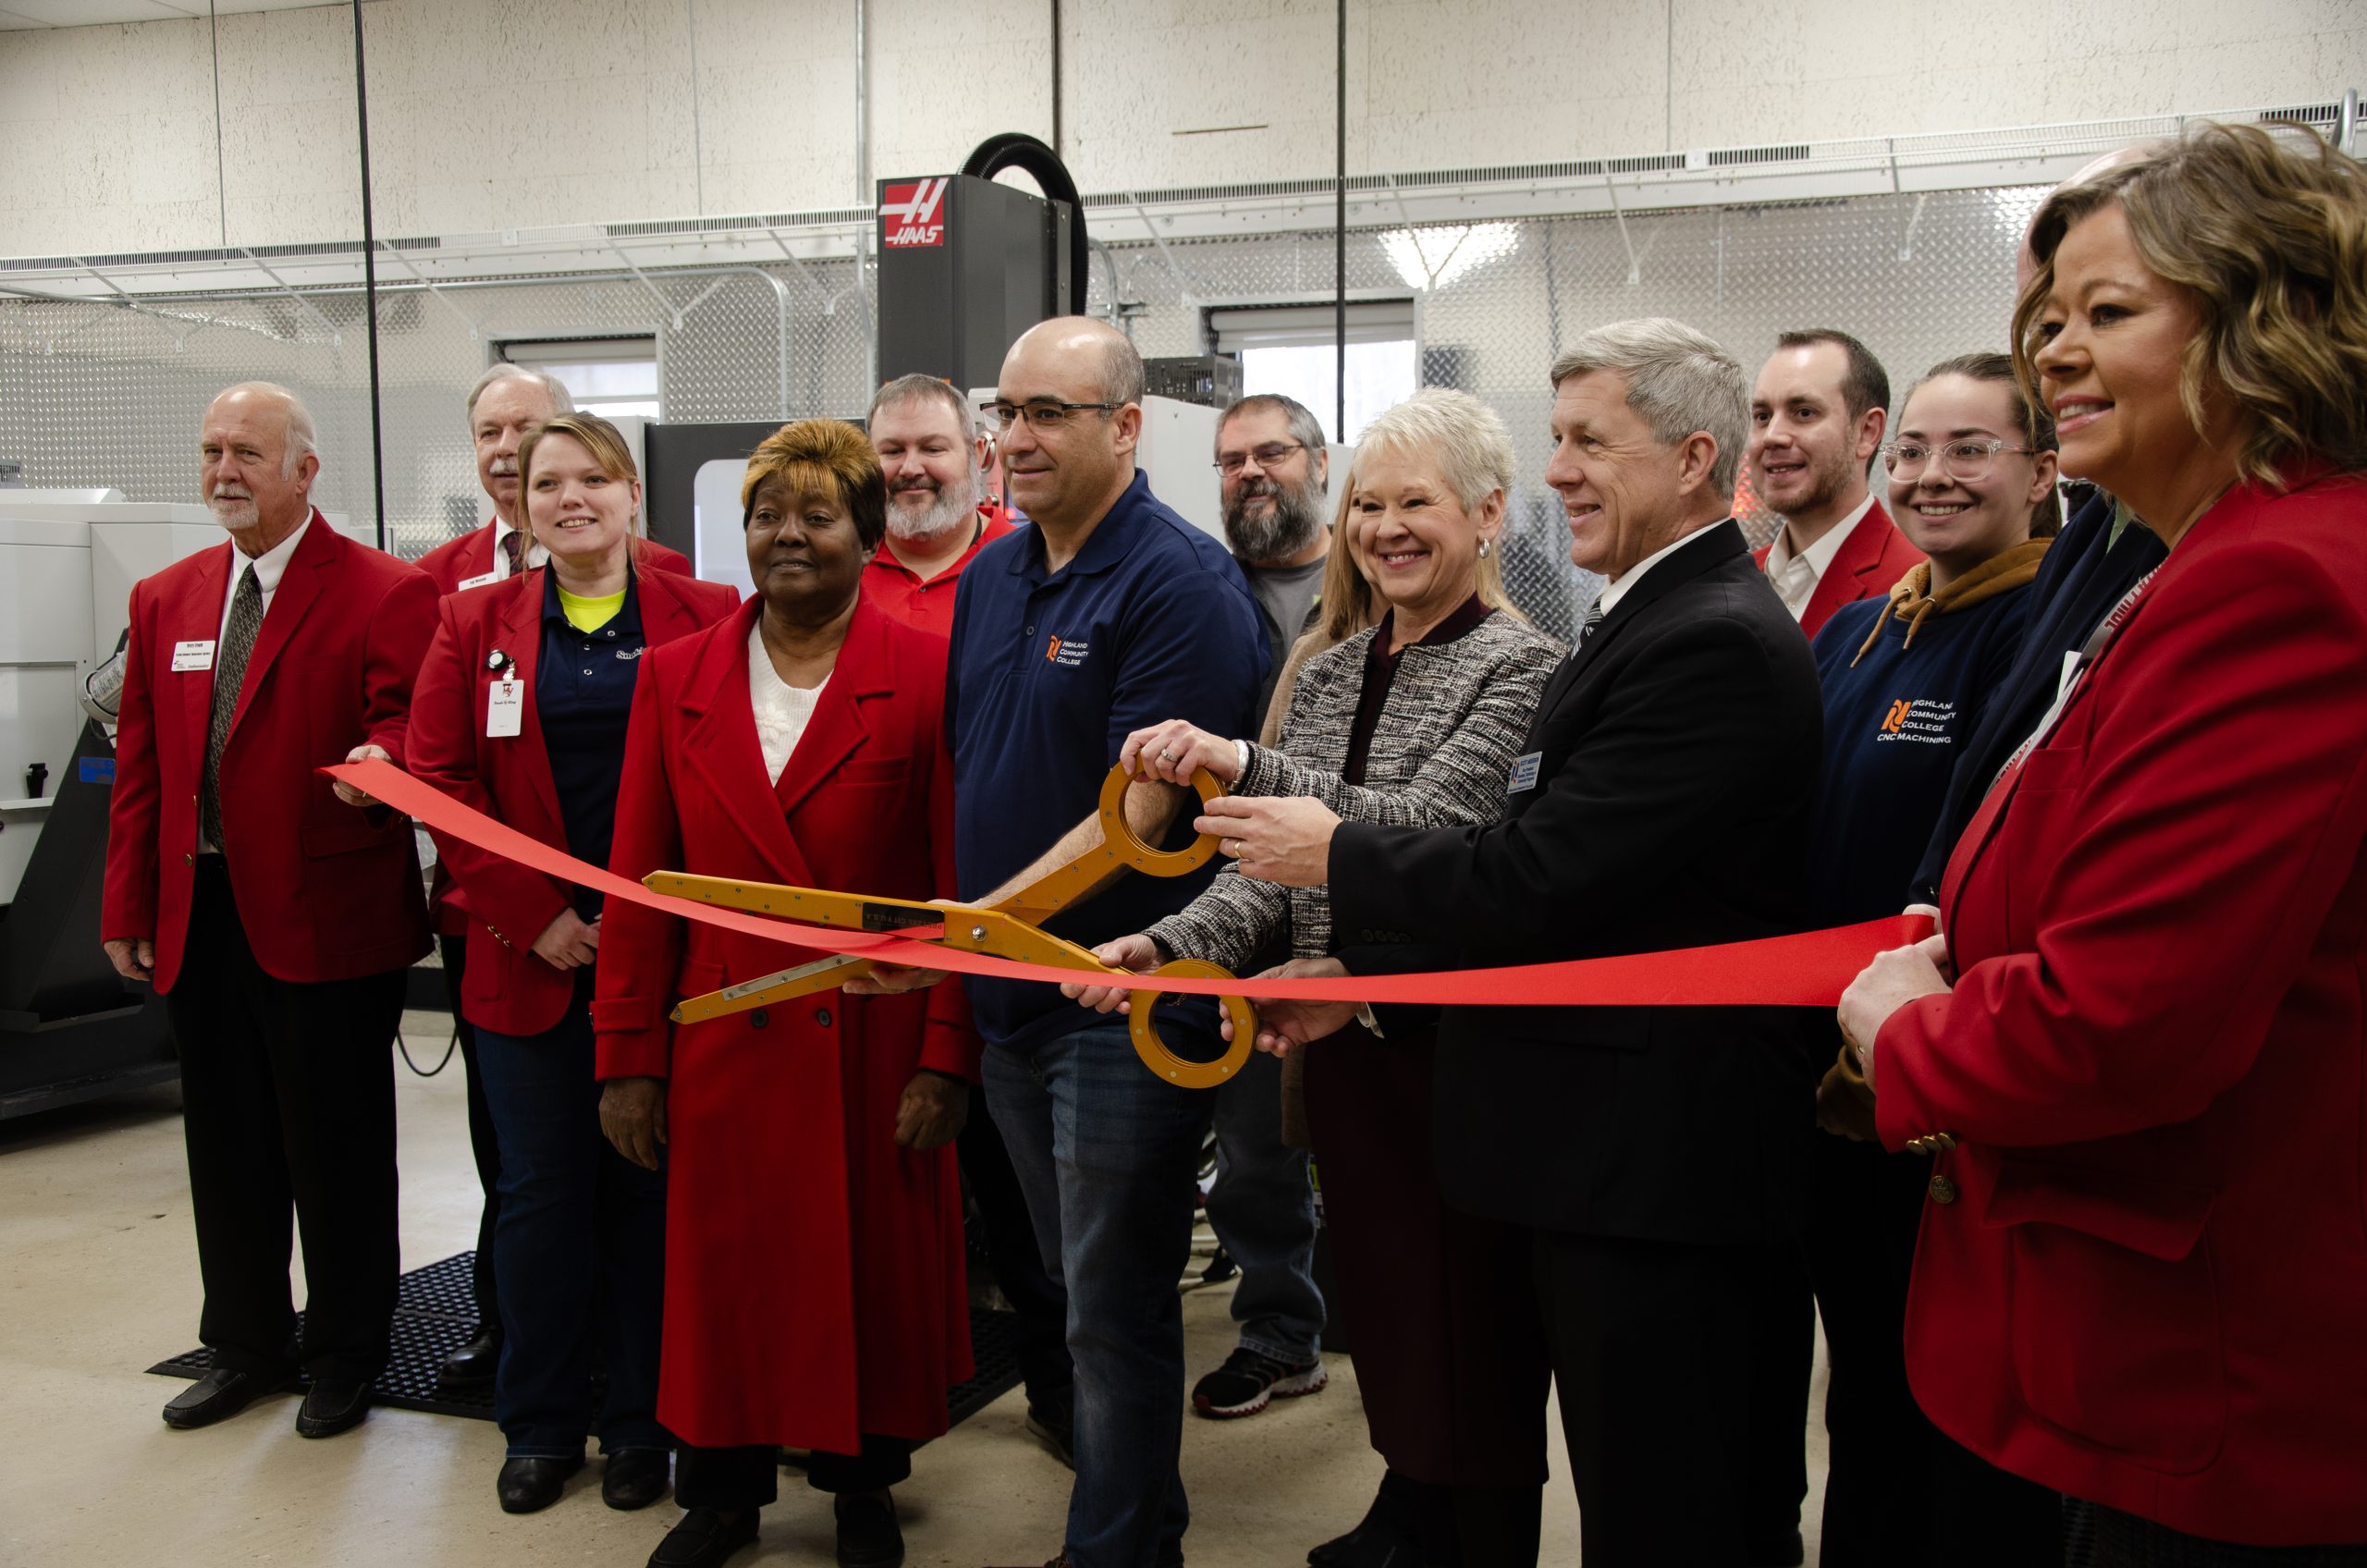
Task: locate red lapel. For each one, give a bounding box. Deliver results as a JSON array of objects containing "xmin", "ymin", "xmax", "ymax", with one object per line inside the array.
[
  {"xmin": 768, "ymin": 598, "xmax": 896, "ymax": 819},
  {"xmin": 227, "ymin": 508, "xmax": 333, "ymax": 741},
  {"xmin": 678, "ymin": 597, "xmax": 818, "ymax": 887},
  {"xmin": 495, "ymin": 570, "xmax": 568, "ymax": 845},
  {"xmin": 175, "ymin": 540, "xmax": 235, "ymax": 754}
]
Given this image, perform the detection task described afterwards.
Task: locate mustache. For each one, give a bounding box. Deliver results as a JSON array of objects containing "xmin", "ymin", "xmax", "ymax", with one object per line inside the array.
[
  {"xmin": 487, "ymin": 457, "xmax": 519, "ymax": 477},
  {"xmin": 209, "ymin": 486, "xmax": 253, "ymax": 502}
]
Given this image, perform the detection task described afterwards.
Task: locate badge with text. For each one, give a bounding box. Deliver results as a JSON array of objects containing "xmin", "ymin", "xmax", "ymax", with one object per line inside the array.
[
  {"xmin": 1509, "ymin": 751, "xmax": 1542, "ymax": 793},
  {"xmin": 457, "ymin": 570, "xmax": 500, "ymax": 592},
  {"xmin": 171, "ymin": 640, "xmax": 215, "ymax": 672},
  {"xmin": 486, "ymin": 678, "xmax": 524, "ymax": 738}
]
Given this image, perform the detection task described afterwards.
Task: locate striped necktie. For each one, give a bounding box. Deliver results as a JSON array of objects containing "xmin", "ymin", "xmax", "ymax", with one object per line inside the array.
[
  {"xmin": 499, "ymin": 527, "xmax": 525, "ymax": 575},
  {"xmin": 1579, "ymin": 600, "xmax": 1607, "ymax": 643},
  {"xmin": 200, "ymin": 564, "xmax": 264, "ymax": 852}
]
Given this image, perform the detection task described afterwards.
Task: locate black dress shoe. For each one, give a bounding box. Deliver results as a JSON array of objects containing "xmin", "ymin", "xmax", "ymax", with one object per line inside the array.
[
  {"xmin": 438, "ymin": 1326, "xmax": 501, "ymax": 1390},
  {"xmin": 1024, "ymin": 1400, "xmax": 1074, "ymax": 1470},
  {"xmin": 647, "ymin": 1507, "xmax": 758, "ymax": 1568},
  {"xmin": 834, "ymin": 1490, "xmax": 903, "ymax": 1568},
  {"xmin": 602, "ymin": 1447, "xmax": 670, "ymax": 1511},
  {"xmin": 1746, "ymin": 1528, "xmax": 1806, "ymax": 1568},
  {"xmin": 497, "ymin": 1454, "xmax": 584, "ymax": 1513},
  {"xmin": 293, "ymin": 1379, "xmax": 372, "ymax": 1439},
  {"xmin": 161, "ymin": 1366, "xmax": 296, "ymax": 1430}
]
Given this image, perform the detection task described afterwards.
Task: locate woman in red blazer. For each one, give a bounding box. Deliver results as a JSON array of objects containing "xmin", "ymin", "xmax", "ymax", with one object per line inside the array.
[
  {"xmin": 409, "ymin": 414, "xmax": 736, "ymax": 1517},
  {"xmin": 1839, "ymin": 125, "xmax": 2367, "ymax": 1563},
  {"xmin": 593, "ymin": 420, "xmax": 975, "ymax": 1568}
]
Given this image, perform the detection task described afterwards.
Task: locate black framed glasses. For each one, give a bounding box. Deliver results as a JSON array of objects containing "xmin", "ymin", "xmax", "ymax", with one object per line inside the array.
[
  {"xmin": 1882, "ymin": 437, "xmax": 2040, "ymax": 481},
  {"xmin": 1214, "ymin": 441, "xmax": 1307, "ymax": 476},
  {"xmin": 980, "ymin": 398, "xmax": 1125, "ymax": 433}
]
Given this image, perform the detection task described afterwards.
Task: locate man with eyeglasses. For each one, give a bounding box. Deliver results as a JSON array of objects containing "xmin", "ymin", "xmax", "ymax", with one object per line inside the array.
[
  {"xmin": 934, "ymin": 315, "xmax": 1267, "ymax": 1568},
  {"xmin": 1216, "ymin": 394, "xmax": 1332, "ymax": 715},
  {"xmin": 1748, "ymin": 330, "xmax": 1923, "ymax": 641}
]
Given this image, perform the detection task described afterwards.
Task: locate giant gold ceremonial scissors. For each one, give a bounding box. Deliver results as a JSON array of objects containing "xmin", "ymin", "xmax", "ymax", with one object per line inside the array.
[{"xmin": 646, "ymin": 764, "xmax": 1257, "ymax": 1090}]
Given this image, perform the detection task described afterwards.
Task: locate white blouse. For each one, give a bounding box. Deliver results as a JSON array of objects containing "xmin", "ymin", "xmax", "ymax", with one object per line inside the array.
[{"xmin": 747, "ymin": 621, "xmax": 830, "ymax": 785}]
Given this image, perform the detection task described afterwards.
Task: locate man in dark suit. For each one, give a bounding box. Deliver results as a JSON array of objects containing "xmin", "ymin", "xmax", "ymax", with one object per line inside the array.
[
  {"xmin": 103, "ymin": 382, "xmax": 437, "ymax": 1439},
  {"xmin": 1205, "ymin": 318, "xmax": 1824, "ymax": 1565}
]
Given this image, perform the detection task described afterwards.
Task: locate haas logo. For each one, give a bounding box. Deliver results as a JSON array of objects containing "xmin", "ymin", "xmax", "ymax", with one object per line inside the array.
[{"xmin": 880, "ymin": 178, "xmax": 949, "ymax": 248}]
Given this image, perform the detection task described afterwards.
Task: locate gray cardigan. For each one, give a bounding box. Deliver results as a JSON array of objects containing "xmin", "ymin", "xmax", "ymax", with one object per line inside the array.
[{"xmin": 1147, "ymin": 608, "xmax": 1564, "ymax": 972}]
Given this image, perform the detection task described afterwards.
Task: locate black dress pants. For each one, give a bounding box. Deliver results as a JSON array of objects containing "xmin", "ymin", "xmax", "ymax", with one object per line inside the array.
[
  {"xmin": 676, "ymin": 1435, "xmax": 914, "ymax": 1505},
  {"xmin": 166, "ymin": 857, "xmax": 406, "ymax": 1384},
  {"xmin": 1532, "ymin": 1227, "xmax": 1760, "ymax": 1568},
  {"xmin": 1742, "ymin": 1241, "xmax": 1814, "ymax": 1558},
  {"xmin": 436, "ymin": 931, "xmax": 502, "ymax": 1330},
  {"xmin": 957, "ymin": 1087, "xmax": 1073, "ymax": 1409}
]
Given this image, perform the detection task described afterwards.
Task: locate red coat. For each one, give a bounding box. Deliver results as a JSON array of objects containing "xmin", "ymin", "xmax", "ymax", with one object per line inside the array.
[
  {"xmin": 407, "ymin": 567, "xmax": 738, "ymax": 1036},
  {"xmin": 593, "ymin": 595, "xmax": 978, "ymax": 1453},
  {"xmin": 102, "ymin": 512, "xmax": 436, "ymax": 991},
  {"xmin": 1875, "ymin": 470, "xmax": 2367, "ymax": 1545},
  {"xmin": 415, "ymin": 519, "xmax": 693, "ymax": 595},
  {"xmin": 1753, "ymin": 498, "xmax": 1923, "ymax": 638}
]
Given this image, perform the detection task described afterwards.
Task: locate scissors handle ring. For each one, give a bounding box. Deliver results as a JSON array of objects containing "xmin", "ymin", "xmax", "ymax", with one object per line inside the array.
[
  {"xmin": 1099, "ymin": 763, "xmax": 1228, "ymax": 877},
  {"xmin": 1127, "ymin": 957, "xmax": 1257, "ymax": 1090}
]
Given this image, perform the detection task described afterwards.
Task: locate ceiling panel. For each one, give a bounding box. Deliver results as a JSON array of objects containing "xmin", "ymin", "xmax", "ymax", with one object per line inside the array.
[{"xmin": 0, "ymin": 0, "xmax": 360, "ymax": 26}]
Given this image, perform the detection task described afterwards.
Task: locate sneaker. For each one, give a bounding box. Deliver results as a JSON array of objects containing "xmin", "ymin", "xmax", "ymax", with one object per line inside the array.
[{"xmin": 1191, "ymin": 1347, "xmax": 1326, "ymax": 1419}]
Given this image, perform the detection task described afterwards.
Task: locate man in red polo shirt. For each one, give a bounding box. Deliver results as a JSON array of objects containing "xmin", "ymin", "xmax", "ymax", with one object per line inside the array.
[{"xmin": 863, "ymin": 374, "xmax": 1014, "ymax": 638}]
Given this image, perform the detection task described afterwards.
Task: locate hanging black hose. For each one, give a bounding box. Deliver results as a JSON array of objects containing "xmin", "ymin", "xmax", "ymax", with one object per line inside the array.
[{"xmin": 959, "ymin": 133, "xmax": 1091, "ymax": 314}]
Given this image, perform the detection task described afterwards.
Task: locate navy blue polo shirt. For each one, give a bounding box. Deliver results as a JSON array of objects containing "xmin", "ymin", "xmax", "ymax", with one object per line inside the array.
[
  {"xmin": 536, "ymin": 570, "xmax": 648, "ymax": 918},
  {"xmin": 947, "ymin": 469, "xmax": 1269, "ymax": 1055}
]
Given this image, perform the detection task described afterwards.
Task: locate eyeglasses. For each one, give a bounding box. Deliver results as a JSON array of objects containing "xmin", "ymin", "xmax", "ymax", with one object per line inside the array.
[
  {"xmin": 1214, "ymin": 441, "xmax": 1307, "ymax": 476},
  {"xmin": 979, "ymin": 398, "xmax": 1124, "ymax": 433},
  {"xmin": 1882, "ymin": 438, "xmax": 2040, "ymax": 481}
]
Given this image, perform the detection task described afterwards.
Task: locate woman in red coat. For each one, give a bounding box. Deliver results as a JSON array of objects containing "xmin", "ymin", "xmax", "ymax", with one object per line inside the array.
[
  {"xmin": 410, "ymin": 414, "xmax": 737, "ymax": 1515},
  {"xmin": 1838, "ymin": 123, "xmax": 2367, "ymax": 1565},
  {"xmin": 594, "ymin": 419, "xmax": 975, "ymax": 1568}
]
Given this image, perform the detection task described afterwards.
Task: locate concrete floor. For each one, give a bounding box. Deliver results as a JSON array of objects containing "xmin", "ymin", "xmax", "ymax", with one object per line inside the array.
[{"xmin": 0, "ymin": 1012, "xmax": 1828, "ymax": 1567}]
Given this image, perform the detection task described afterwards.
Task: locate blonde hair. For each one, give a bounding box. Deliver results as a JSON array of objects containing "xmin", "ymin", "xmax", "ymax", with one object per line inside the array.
[
  {"xmin": 2013, "ymin": 121, "xmax": 2367, "ymax": 485},
  {"xmin": 516, "ymin": 412, "xmax": 646, "ymax": 563},
  {"xmin": 742, "ymin": 419, "xmax": 888, "ymax": 549},
  {"xmin": 1314, "ymin": 434, "xmax": 1523, "ymax": 648}
]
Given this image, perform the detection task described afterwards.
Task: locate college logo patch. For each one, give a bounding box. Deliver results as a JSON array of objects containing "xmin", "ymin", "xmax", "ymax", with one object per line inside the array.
[
  {"xmin": 1876, "ymin": 697, "xmax": 1959, "ymax": 745},
  {"xmin": 880, "ymin": 178, "xmax": 949, "ymax": 248},
  {"xmin": 1045, "ymin": 635, "xmax": 1090, "ymax": 668}
]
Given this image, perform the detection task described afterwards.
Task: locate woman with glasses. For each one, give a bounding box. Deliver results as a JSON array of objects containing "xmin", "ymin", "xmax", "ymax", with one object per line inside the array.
[
  {"xmin": 1797, "ymin": 354, "xmax": 2060, "ymax": 1563},
  {"xmin": 1841, "ymin": 123, "xmax": 2367, "ymax": 1563},
  {"xmin": 1067, "ymin": 388, "xmax": 1564, "ymax": 1566}
]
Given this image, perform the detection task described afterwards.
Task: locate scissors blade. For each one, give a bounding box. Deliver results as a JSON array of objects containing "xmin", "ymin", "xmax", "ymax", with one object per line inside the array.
[{"xmin": 669, "ymin": 953, "xmax": 875, "ymax": 1024}]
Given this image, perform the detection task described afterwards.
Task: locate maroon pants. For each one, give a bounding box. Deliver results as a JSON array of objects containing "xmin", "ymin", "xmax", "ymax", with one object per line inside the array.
[{"xmin": 1303, "ymin": 1022, "xmax": 1551, "ymax": 1487}]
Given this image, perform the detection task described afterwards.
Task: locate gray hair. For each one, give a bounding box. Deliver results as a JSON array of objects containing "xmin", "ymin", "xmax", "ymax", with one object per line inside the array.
[
  {"xmin": 1097, "ymin": 331, "xmax": 1147, "ymax": 406},
  {"xmin": 868, "ymin": 373, "xmax": 975, "ymax": 435},
  {"xmin": 214, "ymin": 380, "xmax": 318, "ymax": 478},
  {"xmin": 466, "ymin": 363, "xmax": 575, "ymax": 427},
  {"xmin": 1218, "ymin": 393, "xmax": 1329, "ymax": 468},
  {"xmin": 1551, "ymin": 318, "xmax": 1749, "ymax": 496},
  {"xmin": 1351, "ymin": 386, "xmax": 1515, "ymax": 514}
]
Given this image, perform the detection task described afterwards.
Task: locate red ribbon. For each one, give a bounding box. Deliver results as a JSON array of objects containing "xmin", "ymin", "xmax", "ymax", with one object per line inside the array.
[{"xmin": 337, "ymin": 757, "xmax": 1929, "ymax": 1007}]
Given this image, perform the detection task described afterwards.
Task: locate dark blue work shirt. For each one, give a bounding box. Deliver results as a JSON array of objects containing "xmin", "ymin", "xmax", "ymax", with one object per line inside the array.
[
  {"xmin": 947, "ymin": 470, "xmax": 1269, "ymax": 1055},
  {"xmin": 536, "ymin": 569, "xmax": 647, "ymax": 918}
]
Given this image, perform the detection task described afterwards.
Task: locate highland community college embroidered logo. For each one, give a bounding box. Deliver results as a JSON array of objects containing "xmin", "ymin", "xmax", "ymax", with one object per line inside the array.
[
  {"xmin": 880, "ymin": 178, "xmax": 949, "ymax": 248},
  {"xmin": 1877, "ymin": 696, "xmax": 1959, "ymax": 745},
  {"xmin": 1044, "ymin": 634, "xmax": 1090, "ymax": 668}
]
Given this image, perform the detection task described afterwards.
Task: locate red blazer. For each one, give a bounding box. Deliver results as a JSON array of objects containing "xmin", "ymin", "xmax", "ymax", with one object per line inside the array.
[
  {"xmin": 594, "ymin": 595, "xmax": 977, "ymax": 1452},
  {"xmin": 1752, "ymin": 498, "xmax": 1923, "ymax": 638},
  {"xmin": 415, "ymin": 520, "xmax": 693, "ymax": 596},
  {"xmin": 102, "ymin": 513, "xmax": 436, "ymax": 991},
  {"xmin": 1875, "ymin": 470, "xmax": 2367, "ymax": 1545},
  {"xmin": 408, "ymin": 566, "xmax": 738, "ymax": 1036}
]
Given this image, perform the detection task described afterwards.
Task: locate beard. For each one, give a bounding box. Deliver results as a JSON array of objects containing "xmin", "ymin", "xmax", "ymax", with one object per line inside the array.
[
  {"xmin": 887, "ymin": 464, "xmax": 984, "ymax": 543},
  {"xmin": 1222, "ymin": 471, "xmax": 1326, "ymax": 564},
  {"xmin": 1770, "ymin": 444, "xmax": 1860, "ymax": 521},
  {"xmin": 207, "ymin": 488, "xmax": 258, "ymax": 531}
]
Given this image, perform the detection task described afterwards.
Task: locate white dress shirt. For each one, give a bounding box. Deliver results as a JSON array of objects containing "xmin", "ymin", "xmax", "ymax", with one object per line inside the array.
[
  {"xmin": 747, "ymin": 621, "xmax": 830, "ymax": 785},
  {"xmin": 217, "ymin": 509, "xmax": 312, "ymax": 642},
  {"xmin": 488, "ymin": 516, "xmax": 548, "ymax": 580},
  {"xmin": 1597, "ymin": 520, "xmax": 1720, "ymax": 619},
  {"xmin": 1761, "ymin": 493, "xmax": 1875, "ymax": 621}
]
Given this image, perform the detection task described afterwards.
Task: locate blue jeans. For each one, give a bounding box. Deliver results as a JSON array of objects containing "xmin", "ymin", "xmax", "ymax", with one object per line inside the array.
[
  {"xmin": 1205, "ymin": 1046, "xmax": 1323, "ymax": 1365},
  {"xmin": 984, "ymin": 1022, "xmax": 1216, "ymax": 1568},
  {"xmin": 473, "ymin": 1002, "xmax": 668, "ymax": 1458}
]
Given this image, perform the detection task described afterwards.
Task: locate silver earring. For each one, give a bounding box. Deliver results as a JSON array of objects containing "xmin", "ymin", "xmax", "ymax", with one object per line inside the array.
[{"xmin": 1478, "ymin": 538, "xmax": 1491, "ymax": 557}]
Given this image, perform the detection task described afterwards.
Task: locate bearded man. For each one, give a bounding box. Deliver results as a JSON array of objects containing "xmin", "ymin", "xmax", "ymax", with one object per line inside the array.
[
  {"xmin": 1214, "ymin": 393, "xmax": 1331, "ymax": 713},
  {"xmin": 862, "ymin": 374, "xmax": 1016, "ymax": 637}
]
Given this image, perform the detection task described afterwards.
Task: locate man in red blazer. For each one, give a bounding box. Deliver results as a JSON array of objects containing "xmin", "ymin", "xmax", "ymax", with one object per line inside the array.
[
  {"xmin": 102, "ymin": 382, "xmax": 436, "ymax": 1440},
  {"xmin": 1741, "ymin": 325, "xmax": 1924, "ymax": 1563},
  {"xmin": 1748, "ymin": 330, "xmax": 1923, "ymax": 641},
  {"xmin": 413, "ymin": 365, "xmax": 692, "ymax": 596}
]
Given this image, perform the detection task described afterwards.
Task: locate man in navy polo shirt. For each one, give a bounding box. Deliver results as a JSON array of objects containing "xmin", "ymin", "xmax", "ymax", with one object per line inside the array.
[{"xmin": 948, "ymin": 316, "xmax": 1265, "ymax": 1568}]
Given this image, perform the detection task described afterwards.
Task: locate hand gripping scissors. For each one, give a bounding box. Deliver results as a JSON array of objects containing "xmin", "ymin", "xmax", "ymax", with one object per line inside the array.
[{"xmin": 644, "ymin": 764, "xmax": 1258, "ymax": 1090}]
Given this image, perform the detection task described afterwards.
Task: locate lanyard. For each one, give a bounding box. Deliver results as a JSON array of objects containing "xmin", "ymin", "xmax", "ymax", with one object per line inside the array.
[{"xmin": 1985, "ymin": 563, "xmax": 2165, "ymax": 797}]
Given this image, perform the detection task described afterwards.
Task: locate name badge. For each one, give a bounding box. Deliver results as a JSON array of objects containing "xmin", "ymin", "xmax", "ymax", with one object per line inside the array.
[
  {"xmin": 1508, "ymin": 751, "xmax": 1542, "ymax": 793},
  {"xmin": 2056, "ymin": 648, "xmax": 2081, "ymax": 701},
  {"xmin": 457, "ymin": 570, "xmax": 500, "ymax": 592},
  {"xmin": 172, "ymin": 640, "xmax": 215, "ymax": 672},
  {"xmin": 486, "ymin": 678, "xmax": 524, "ymax": 738}
]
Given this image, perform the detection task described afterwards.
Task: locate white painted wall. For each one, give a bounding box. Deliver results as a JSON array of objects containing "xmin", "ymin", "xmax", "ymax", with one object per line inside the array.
[{"xmin": 1, "ymin": 0, "xmax": 2361, "ymax": 257}]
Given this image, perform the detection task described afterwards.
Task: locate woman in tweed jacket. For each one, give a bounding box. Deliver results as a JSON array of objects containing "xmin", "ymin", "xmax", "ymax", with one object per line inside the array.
[{"xmin": 1076, "ymin": 389, "xmax": 1564, "ymax": 1565}]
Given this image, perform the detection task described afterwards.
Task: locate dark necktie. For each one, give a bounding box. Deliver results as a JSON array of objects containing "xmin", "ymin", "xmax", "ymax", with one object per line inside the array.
[
  {"xmin": 1579, "ymin": 600, "xmax": 1607, "ymax": 643},
  {"xmin": 201, "ymin": 565, "xmax": 264, "ymax": 852},
  {"xmin": 499, "ymin": 527, "xmax": 525, "ymax": 575}
]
